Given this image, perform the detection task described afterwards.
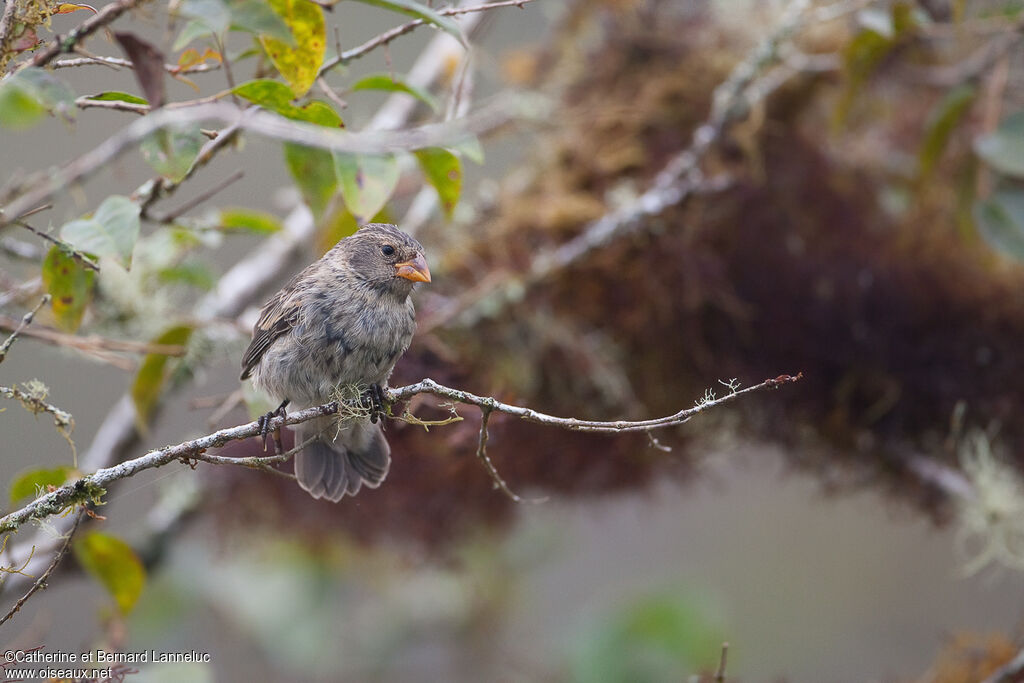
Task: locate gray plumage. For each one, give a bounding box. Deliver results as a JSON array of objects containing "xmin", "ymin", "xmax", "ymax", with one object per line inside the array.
[{"xmin": 240, "ymin": 223, "xmax": 430, "ymax": 502}]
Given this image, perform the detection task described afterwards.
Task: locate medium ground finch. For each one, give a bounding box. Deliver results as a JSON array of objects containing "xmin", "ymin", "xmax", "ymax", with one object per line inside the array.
[{"xmin": 240, "ymin": 223, "xmax": 431, "ymax": 501}]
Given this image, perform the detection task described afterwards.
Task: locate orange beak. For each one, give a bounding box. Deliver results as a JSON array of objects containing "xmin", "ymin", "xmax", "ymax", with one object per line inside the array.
[{"xmin": 394, "ymin": 253, "xmax": 431, "ymax": 283}]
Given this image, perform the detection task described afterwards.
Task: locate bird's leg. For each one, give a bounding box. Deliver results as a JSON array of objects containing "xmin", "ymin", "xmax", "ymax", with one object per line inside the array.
[
  {"xmin": 360, "ymin": 384, "xmax": 387, "ymax": 424},
  {"xmin": 257, "ymin": 399, "xmax": 290, "ymax": 452}
]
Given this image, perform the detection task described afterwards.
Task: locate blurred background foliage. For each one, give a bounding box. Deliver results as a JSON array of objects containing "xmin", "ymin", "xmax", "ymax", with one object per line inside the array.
[{"xmin": 4, "ymin": 0, "xmax": 1024, "ymax": 681}]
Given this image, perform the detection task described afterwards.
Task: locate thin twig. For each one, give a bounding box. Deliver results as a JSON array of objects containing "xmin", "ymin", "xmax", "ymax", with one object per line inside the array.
[
  {"xmin": 0, "ymin": 373, "xmax": 801, "ymax": 535},
  {"xmin": 10, "ymin": 221, "xmax": 100, "ymax": 272},
  {"xmin": 53, "ymin": 54, "xmax": 221, "ymax": 74},
  {"xmin": 153, "ymin": 169, "xmax": 244, "ymax": 223},
  {"xmin": 0, "ymin": 295, "xmax": 50, "ymax": 365},
  {"xmin": 474, "ymin": 405, "xmax": 543, "ymax": 504},
  {"xmin": 715, "ymin": 642, "xmax": 729, "ymax": 683},
  {"xmin": 13, "ymin": 203, "xmax": 51, "ymax": 220},
  {"xmin": 1, "ymin": 383, "xmax": 76, "ymax": 460},
  {"xmin": 136, "ymin": 117, "xmax": 243, "ymax": 219},
  {"xmin": 0, "ymin": 509, "xmax": 85, "ymax": 628}
]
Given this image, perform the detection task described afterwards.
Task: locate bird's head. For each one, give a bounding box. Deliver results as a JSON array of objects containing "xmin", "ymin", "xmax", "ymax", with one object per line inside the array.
[{"xmin": 341, "ymin": 223, "xmax": 431, "ymax": 295}]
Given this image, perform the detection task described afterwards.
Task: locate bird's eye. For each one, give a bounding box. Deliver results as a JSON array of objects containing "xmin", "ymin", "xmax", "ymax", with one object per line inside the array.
[{"xmin": 381, "ymin": 245, "xmax": 395, "ymax": 257}]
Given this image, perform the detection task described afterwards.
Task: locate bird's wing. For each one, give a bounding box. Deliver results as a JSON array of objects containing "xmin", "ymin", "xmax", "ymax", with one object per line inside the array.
[{"xmin": 239, "ymin": 287, "xmax": 302, "ymax": 380}]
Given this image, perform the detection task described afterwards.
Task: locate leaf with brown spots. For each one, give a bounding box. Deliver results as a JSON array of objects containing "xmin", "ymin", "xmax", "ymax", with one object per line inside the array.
[
  {"xmin": 41, "ymin": 246, "xmax": 95, "ymax": 332},
  {"xmin": 258, "ymin": 0, "xmax": 325, "ymax": 97}
]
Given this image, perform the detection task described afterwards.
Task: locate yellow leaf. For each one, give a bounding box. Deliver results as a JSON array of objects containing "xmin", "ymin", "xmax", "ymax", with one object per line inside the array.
[
  {"xmin": 175, "ymin": 47, "xmax": 222, "ymax": 71},
  {"xmin": 52, "ymin": 3, "xmax": 98, "ymax": 14},
  {"xmin": 259, "ymin": 0, "xmax": 325, "ymax": 97},
  {"xmin": 131, "ymin": 324, "xmax": 193, "ymax": 429},
  {"xmin": 73, "ymin": 532, "xmax": 146, "ymax": 614}
]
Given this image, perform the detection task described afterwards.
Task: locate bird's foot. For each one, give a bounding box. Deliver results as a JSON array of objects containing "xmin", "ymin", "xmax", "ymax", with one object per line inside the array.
[
  {"xmin": 257, "ymin": 399, "xmax": 290, "ymax": 452},
  {"xmin": 360, "ymin": 384, "xmax": 387, "ymax": 424}
]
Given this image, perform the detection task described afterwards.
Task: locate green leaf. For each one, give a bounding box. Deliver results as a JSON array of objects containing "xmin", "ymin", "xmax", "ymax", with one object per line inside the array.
[
  {"xmin": 414, "ymin": 147, "xmax": 462, "ymax": 218},
  {"xmin": 351, "ymin": 73, "xmax": 438, "ymax": 111},
  {"xmin": 60, "ymin": 195, "xmax": 141, "ymax": 268},
  {"xmin": 16, "ymin": 68, "xmax": 76, "ymax": 121},
  {"xmin": 73, "ymin": 532, "xmax": 146, "ymax": 614},
  {"xmin": 833, "ymin": 28, "xmax": 893, "ymax": 128},
  {"xmin": 176, "ymin": 0, "xmax": 232, "ymax": 35},
  {"xmin": 259, "ymin": 0, "xmax": 326, "ymax": 97},
  {"xmin": 975, "ymin": 111, "xmax": 1024, "ymax": 178},
  {"xmin": 570, "ymin": 594, "xmax": 722, "ymax": 683},
  {"xmin": 317, "ymin": 205, "xmax": 388, "ymax": 254},
  {"xmin": 41, "ymin": 247, "xmax": 95, "ymax": 332},
  {"xmin": 132, "ymin": 325, "xmax": 194, "ymax": 426},
  {"xmin": 0, "ymin": 68, "xmax": 75, "ymax": 128},
  {"xmin": 0, "ymin": 78, "xmax": 45, "ymax": 129},
  {"xmin": 233, "ymin": 79, "xmax": 342, "ymax": 126},
  {"xmin": 919, "ymin": 85, "xmax": 975, "ymax": 178},
  {"xmin": 294, "ymin": 100, "xmax": 343, "ymax": 127},
  {"xmin": 84, "ymin": 91, "xmax": 149, "ymax": 105},
  {"xmin": 9, "ymin": 466, "xmax": 74, "ymax": 505},
  {"xmin": 157, "ymin": 262, "xmax": 217, "ymax": 290},
  {"xmin": 140, "ymin": 126, "xmax": 205, "ymax": 182},
  {"xmin": 233, "ymin": 78, "xmax": 296, "ymax": 111},
  {"xmin": 284, "ymin": 143, "xmax": 337, "ymax": 217},
  {"xmin": 333, "ymin": 153, "xmax": 399, "ymax": 223},
  {"xmin": 450, "ymin": 135, "xmax": 484, "ymax": 165},
  {"xmin": 218, "ymin": 208, "xmax": 282, "ymax": 233},
  {"xmin": 973, "ymin": 189, "xmax": 1024, "ymax": 261},
  {"xmin": 230, "ymin": 0, "xmax": 294, "ymax": 43},
  {"xmin": 235, "ymin": 79, "xmax": 343, "ymax": 216},
  {"xmin": 351, "ymin": 0, "xmax": 465, "ymax": 46},
  {"xmin": 173, "ymin": 19, "xmax": 215, "ymax": 51}
]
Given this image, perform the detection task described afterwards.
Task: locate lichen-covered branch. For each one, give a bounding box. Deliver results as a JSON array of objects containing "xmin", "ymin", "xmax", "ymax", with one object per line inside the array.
[
  {"xmin": 16, "ymin": 0, "xmax": 154, "ymax": 72},
  {"xmin": 0, "ymin": 373, "xmax": 801, "ymax": 535}
]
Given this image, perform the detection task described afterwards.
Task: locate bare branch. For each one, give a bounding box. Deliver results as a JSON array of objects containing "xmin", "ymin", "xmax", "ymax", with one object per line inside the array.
[
  {"xmin": 0, "ymin": 373, "xmax": 801, "ymax": 535},
  {"xmin": 53, "ymin": 54, "xmax": 221, "ymax": 74},
  {"xmin": 1, "ymin": 97, "xmax": 531, "ymax": 230},
  {"xmin": 0, "ymin": 295, "xmax": 49, "ymax": 365},
  {"xmin": 431, "ymin": 0, "xmax": 816, "ymax": 331},
  {"xmin": 318, "ymin": 0, "xmax": 536, "ymax": 76},
  {"xmin": 0, "ymin": 509, "xmax": 85, "ymax": 628},
  {"xmin": 0, "ymin": 314, "xmax": 186, "ymax": 359},
  {"xmin": 0, "ymin": 237, "xmax": 44, "ymax": 261},
  {"xmin": 137, "ymin": 117, "xmax": 243, "ymax": 219},
  {"xmin": 473, "ymin": 405, "xmax": 542, "ymax": 504}
]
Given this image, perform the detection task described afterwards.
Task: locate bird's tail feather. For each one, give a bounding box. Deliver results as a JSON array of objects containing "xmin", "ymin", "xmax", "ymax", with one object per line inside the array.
[{"xmin": 294, "ymin": 418, "xmax": 391, "ymax": 502}]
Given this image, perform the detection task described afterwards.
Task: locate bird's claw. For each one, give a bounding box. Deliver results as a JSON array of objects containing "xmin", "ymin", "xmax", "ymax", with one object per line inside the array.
[
  {"xmin": 361, "ymin": 384, "xmax": 387, "ymax": 424},
  {"xmin": 258, "ymin": 400, "xmax": 289, "ymax": 452}
]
